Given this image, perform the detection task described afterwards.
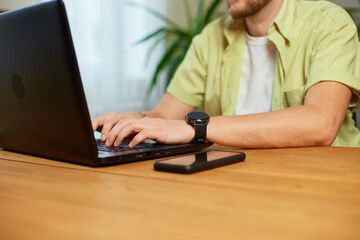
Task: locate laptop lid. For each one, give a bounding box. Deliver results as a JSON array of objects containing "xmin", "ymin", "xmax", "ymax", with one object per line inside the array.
[
  {"xmin": 0, "ymin": 0, "xmax": 99, "ymax": 165},
  {"xmin": 0, "ymin": 0, "xmax": 212, "ymax": 167}
]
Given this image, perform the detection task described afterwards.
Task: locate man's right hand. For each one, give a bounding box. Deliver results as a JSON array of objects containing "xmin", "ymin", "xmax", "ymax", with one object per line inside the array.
[{"xmin": 91, "ymin": 112, "xmax": 145, "ymax": 142}]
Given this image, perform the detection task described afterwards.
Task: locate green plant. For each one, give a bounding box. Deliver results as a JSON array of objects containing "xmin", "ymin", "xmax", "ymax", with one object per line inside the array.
[{"xmin": 132, "ymin": 0, "xmax": 223, "ymax": 94}]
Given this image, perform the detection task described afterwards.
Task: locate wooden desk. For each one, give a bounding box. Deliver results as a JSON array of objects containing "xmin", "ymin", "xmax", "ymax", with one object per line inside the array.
[{"xmin": 0, "ymin": 146, "xmax": 359, "ymax": 240}]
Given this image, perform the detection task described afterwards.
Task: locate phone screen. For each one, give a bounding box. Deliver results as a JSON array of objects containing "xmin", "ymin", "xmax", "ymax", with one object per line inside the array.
[{"xmin": 157, "ymin": 150, "xmax": 242, "ymax": 166}]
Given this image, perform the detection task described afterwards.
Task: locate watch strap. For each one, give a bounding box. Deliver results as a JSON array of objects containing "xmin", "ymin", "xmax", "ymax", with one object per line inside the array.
[
  {"xmin": 193, "ymin": 123, "xmax": 207, "ymax": 143},
  {"xmin": 186, "ymin": 112, "xmax": 209, "ymax": 144}
]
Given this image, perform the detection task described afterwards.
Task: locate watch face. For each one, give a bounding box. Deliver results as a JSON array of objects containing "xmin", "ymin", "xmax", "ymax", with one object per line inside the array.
[
  {"xmin": 194, "ymin": 119, "xmax": 208, "ymax": 124},
  {"xmin": 187, "ymin": 112, "xmax": 209, "ymax": 121}
]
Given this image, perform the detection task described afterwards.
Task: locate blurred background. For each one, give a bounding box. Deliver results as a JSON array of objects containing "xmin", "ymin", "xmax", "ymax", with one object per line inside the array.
[{"xmin": 0, "ymin": 0, "xmax": 359, "ymax": 119}]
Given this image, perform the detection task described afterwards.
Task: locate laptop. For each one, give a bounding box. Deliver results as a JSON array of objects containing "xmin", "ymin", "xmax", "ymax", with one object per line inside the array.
[{"xmin": 0, "ymin": 0, "xmax": 212, "ymax": 167}]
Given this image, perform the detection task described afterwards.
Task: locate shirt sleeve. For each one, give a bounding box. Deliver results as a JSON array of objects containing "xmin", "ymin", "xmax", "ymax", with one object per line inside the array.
[
  {"xmin": 305, "ymin": 7, "xmax": 360, "ymax": 110},
  {"xmin": 166, "ymin": 27, "xmax": 209, "ymax": 108}
]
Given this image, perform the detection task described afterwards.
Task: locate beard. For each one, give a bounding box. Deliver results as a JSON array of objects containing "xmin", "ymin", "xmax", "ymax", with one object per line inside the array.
[{"xmin": 227, "ymin": 0, "xmax": 272, "ymax": 19}]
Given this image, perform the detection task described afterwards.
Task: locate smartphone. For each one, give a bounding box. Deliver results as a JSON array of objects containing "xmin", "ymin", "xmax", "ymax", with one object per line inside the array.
[{"xmin": 154, "ymin": 150, "xmax": 245, "ymax": 174}]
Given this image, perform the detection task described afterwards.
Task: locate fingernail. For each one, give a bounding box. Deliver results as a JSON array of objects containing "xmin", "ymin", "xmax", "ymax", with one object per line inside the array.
[{"xmin": 101, "ymin": 134, "xmax": 106, "ymax": 141}]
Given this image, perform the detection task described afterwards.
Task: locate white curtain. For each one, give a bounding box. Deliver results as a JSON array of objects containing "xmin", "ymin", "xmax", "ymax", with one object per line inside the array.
[{"xmin": 62, "ymin": 0, "xmax": 167, "ymax": 118}]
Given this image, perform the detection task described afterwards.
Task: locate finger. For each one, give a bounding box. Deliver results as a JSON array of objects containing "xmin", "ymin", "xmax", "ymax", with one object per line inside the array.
[
  {"xmin": 105, "ymin": 121, "xmax": 126, "ymax": 147},
  {"xmin": 101, "ymin": 119, "xmax": 119, "ymax": 142},
  {"xmin": 106, "ymin": 120, "xmax": 136, "ymax": 147},
  {"xmin": 91, "ymin": 118, "xmax": 103, "ymax": 132},
  {"xmin": 128, "ymin": 131, "xmax": 149, "ymax": 148},
  {"xmin": 112, "ymin": 122, "xmax": 142, "ymax": 147}
]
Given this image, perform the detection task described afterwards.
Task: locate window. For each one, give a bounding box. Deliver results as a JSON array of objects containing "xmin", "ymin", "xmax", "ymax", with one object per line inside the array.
[{"xmin": 62, "ymin": 0, "xmax": 167, "ymax": 117}]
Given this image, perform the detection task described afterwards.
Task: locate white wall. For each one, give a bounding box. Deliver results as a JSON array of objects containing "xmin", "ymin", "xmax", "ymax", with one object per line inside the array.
[{"xmin": 0, "ymin": 0, "xmax": 40, "ymax": 10}]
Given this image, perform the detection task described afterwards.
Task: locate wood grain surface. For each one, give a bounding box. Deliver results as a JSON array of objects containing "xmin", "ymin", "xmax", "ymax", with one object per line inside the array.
[{"xmin": 0, "ymin": 146, "xmax": 359, "ymax": 240}]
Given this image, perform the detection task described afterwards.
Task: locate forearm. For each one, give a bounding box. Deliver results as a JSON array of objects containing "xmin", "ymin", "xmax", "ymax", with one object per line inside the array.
[
  {"xmin": 207, "ymin": 105, "xmax": 341, "ymax": 148},
  {"xmin": 207, "ymin": 81, "xmax": 352, "ymax": 148},
  {"xmin": 144, "ymin": 93, "xmax": 195, "ymax": 120}
]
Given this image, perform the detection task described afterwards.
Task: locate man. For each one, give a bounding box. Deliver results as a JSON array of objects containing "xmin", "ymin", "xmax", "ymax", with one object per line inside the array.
[{"xmin": 92, "ymin": 0, "xmax": 360, "ymax": 148}]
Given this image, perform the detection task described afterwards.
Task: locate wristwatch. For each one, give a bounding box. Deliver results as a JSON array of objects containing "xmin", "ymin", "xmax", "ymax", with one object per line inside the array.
[{"xmin": 185, "ymin": 112, "xmax": 210, "ymax": 143}]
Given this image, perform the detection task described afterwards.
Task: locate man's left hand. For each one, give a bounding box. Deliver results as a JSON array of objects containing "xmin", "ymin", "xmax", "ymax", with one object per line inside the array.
[{"xmin": 104, "ymin": 118, "xmax": 195, "ymax": 148}]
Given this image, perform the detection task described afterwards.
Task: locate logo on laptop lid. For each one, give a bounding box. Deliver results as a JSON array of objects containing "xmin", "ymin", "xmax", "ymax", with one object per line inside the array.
[{"xmin": 11, "ymin": 74, "xmax": 25, "ymax": 99}]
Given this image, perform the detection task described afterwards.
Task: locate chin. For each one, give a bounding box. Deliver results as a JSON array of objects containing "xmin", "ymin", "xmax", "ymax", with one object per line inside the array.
[
  {"xmin": 227, "ymin": 0, "xmax": 270, "ymax": 19},
  {"xmin": 227, "ymin": 1, "xmax": 248, "ymax": 17}
]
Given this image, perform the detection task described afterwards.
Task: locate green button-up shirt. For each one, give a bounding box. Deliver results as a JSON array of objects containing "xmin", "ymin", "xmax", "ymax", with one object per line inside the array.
[{"xmin": 167, "ymin": 0, "xmax": 360, "ymax": 147}]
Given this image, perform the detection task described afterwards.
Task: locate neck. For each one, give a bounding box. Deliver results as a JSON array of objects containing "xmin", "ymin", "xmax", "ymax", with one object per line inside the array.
[{"xmin": 245, "ymin": 0, "xmax": 284, "ymax": 37}]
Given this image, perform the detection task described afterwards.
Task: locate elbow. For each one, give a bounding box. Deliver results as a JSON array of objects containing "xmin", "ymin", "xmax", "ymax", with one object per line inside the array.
[
  {"xmin": 316, "ymin": 131, "xmax": 336, "ymax": 146},
  {"xmin": 312, "ymin": 124, "xmax": 339, "ymax": 146}
]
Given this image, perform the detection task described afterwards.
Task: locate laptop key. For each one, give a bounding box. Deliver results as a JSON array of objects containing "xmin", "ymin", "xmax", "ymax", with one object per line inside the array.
[{"xmin": 96, "ymin": 139, "xmax": 156, "ymax": 153}]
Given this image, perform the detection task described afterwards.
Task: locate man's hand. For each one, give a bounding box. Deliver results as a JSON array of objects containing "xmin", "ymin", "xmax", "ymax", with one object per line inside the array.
[
  {"xmin": 91, "ymin": 112, "xmax": 145, "ymax": 142},
  {"xmin": 104, "ymin": 118, "xmax": 195, "ymax": 148},
  {"xmin": 91, "ymin": 93, "xmax": 196, "ymax": 146}
]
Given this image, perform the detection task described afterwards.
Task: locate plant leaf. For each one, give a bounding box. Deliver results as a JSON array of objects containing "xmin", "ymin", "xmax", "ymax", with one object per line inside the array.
[
  {"xmin": 203, "ymin": 0, "xmax": 222, "ymax": 24},
  {"xmin": 134, "ymin": 27, "xmax": 183, "ymax": 46},
  {"xmin": 143, "ymin": 34, "xmax": 167, "ymax": 67},
  {"xmin": 127, "ymin": 1, "xmax": 187, "ymax": 36},
  {"xmin": 167, "ymin": 43, "xmax": 189, "ymax": 87},
  {"xmin": 134, "ymin": 28, "xmax": 166, "ymax": 45},
  {"xmin": 194, "ymin": 0, "xmax": 205, "ymax": 33},
  {"xmin": 167, "ymin": 56, "xmax": 183, "ymax": 87},
  {"xmin": 147, "ymin": 41, "xmax": 180, "ymax": 94},
  {"xmin": 132, "ymin": 0, "xmax": 223, "ymax": 94},
  {"xmin": 184, "ymin": 0, "xmax": 194, "ymax": 31}
]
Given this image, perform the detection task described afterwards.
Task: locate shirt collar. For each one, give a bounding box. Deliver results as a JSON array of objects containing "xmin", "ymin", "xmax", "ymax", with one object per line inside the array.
[
  {"xmin": 223, "ymin": 16, "xmax": 246, "ymax": 45},
  {"xmin": 223, "ymin": 0, "xmax": 295, "ymax": 44},
  {"xmin": 270, "ymin": 0, "xmax": 295, "ymax": 43}
]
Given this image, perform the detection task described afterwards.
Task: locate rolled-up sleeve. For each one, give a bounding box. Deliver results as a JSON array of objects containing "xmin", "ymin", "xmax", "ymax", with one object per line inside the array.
[{"xmin": 306, "ymin": 7, "xmax": 360, "ymax": 110}]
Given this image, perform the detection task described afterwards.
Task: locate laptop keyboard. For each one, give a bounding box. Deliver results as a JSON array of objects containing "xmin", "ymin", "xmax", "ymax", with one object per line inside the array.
[{"xmin": 96, "ymin": 139, "xmax": 157, "ymax": 153}]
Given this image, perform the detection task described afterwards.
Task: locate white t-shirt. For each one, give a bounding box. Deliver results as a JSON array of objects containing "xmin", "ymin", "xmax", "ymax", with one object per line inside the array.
[{"xmin": 235, "ymin": 33, "xmax": 277, "ymax": 115}]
